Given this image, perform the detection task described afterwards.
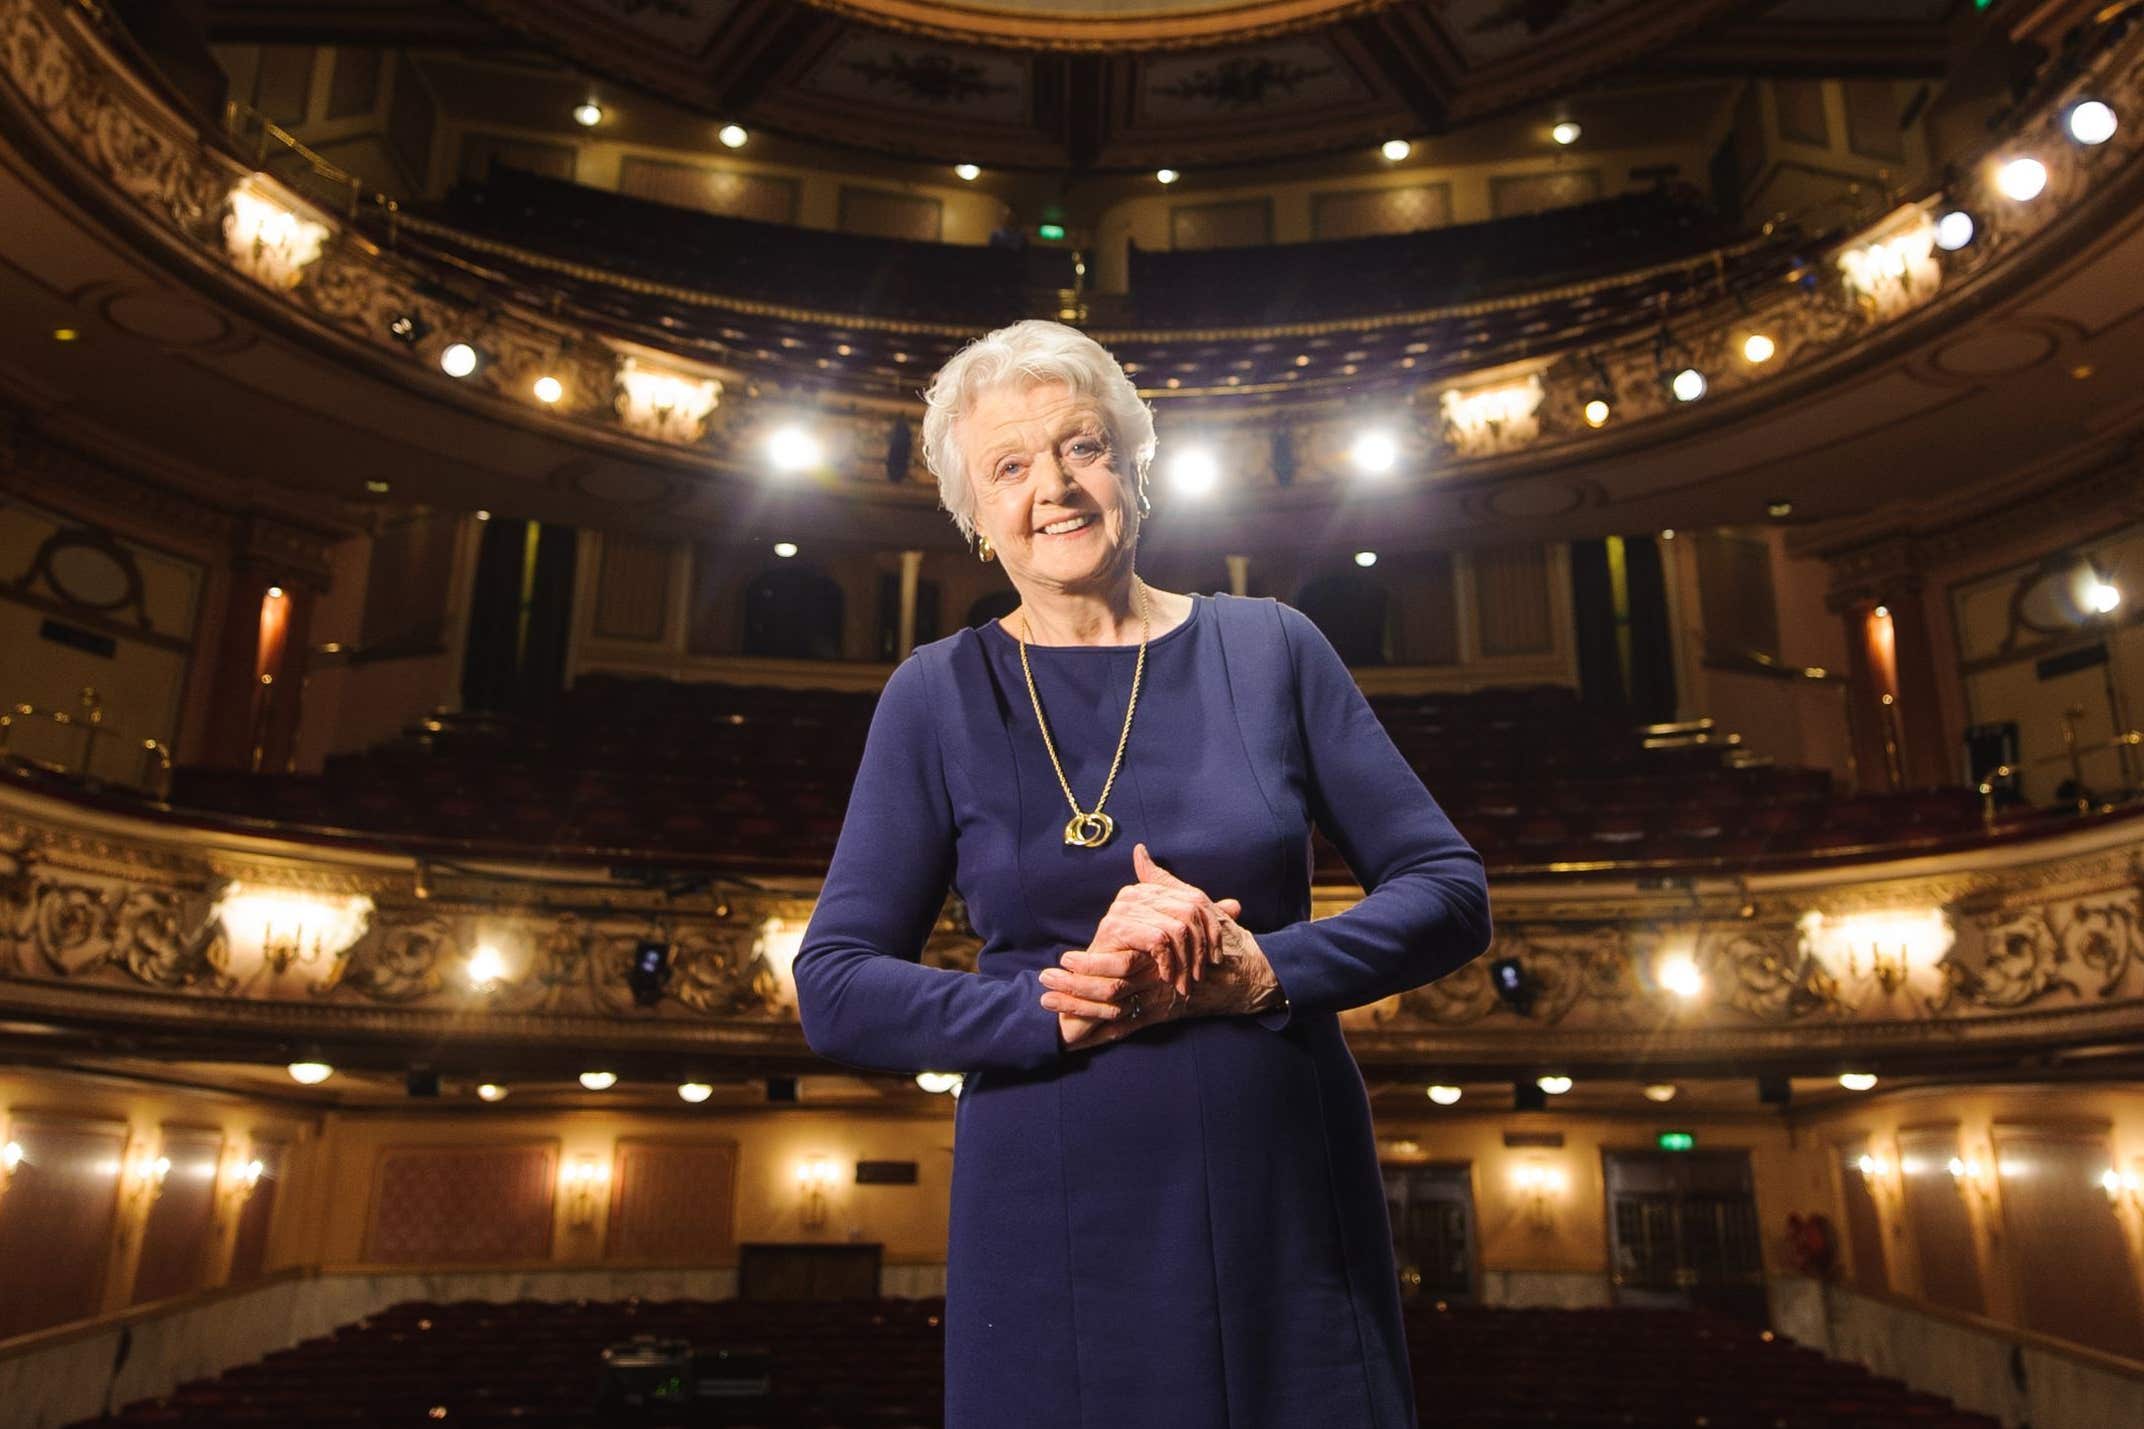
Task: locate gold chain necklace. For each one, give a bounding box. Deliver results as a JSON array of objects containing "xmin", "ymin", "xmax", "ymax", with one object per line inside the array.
[{"xmin": 1016, "ymin": 580, "xmax": 1149, "ymax": 849}]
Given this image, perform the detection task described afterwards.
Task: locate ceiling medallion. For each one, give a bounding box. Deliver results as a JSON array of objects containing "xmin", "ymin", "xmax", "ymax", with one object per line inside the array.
[{"xmin": 793, "ymin": 0, "xmax": 1404, "ymax": 53}]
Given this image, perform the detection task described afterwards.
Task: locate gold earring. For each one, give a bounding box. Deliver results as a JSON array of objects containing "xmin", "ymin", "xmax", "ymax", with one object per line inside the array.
[{"xmin": 976, "ymin": 535, "xmax": 996, "ymax": 563}]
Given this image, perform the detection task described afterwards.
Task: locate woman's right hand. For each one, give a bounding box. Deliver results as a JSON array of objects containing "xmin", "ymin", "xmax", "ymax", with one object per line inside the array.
[{"xmin": 1082, "ymin": 842, "xmax": 1244, "ymax": 998}]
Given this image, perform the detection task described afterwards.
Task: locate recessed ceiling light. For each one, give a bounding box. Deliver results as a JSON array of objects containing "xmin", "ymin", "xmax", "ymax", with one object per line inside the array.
[
  {"xmin": 1427, "ymin": 1084, "xmax": 1461, "ymax": 1105},
  {"xmin": 1381, "ymin": 139, "xmax": 1411, "ymax": 161},
  {"xmin": 1643, "ymin": 1083, "xmax": 1678, "ymax": 1103},
  {"xmin": 718, "ymin": 124, "xmax": 748, "ymax": 149},
  {"xmin": 1354, "ymin": 550, "xmax": 1378, "ymax": 567},
  {"xmin": 1995, "ymin": 156, "xmax": 2047, "ymax": 201},
  {"xmin": 476, "ymin": 1083, "xmax": 508, "ymax": 1102},
  {"xmin": 579, "ymin": 1070, "xmax": 618, "ymax": 1091},
  {"xmin": 572, "ymin": 101, "xmax": 603, "ymax": 127},
  {"xmin": 1838, "ymin": 1071, "xmax": 1878, "ymax": 1092},
  {"xmin": 440, "ymin": 342, "xmax": 478, "ymax": 378},
  {"xmin": 677, "ymin": 1082, "xmax": 713, "ymax": 1103},
  {"xmin": 1583, "ymin": 398, "xmax": 1611, "ymax": 428},
  {"xmin": 954, "ymin": 163, "xmax": 981, "ymax": 181},
  {"xmin": 1552, "ymin": 121, "xmax": 1582, "ymax": 145},
  {"xmin": 772, "ymin": 541, "xmax": 798, "ymax": 558},
  {"xmin": 1934, "ymin": 209, "xmax": 1975, "ymax": 250},
  {"xmin": 1155, "ymin": 168, "xmax": 1180, "ymax": 185},
  {"xmin": 1536, "ymin": 1074, "xmax": 1573, "ymax": 1095},
  {"xmin": 532, "ymin": 375, "xmax": 563, "ymax": 404},
  {"xmin": 2067, "ymin": 99, "xmax": 2117, "ymax": 145},
  {"xmin": 1742, "ymin": 333, "xmax": 1776, "ymax": 364},
  {"xmin": 287, "ymin": 1062, "xmax": 333, "ymax": 1085}
]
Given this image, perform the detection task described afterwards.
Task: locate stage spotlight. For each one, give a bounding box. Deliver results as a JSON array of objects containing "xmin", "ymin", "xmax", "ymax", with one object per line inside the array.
[
  {"xmin": 772, "ymin": 541, "xmax": 799, "ymax": 558},
  {"xmin": 2086, "ymin": 579, "xmax": 2121, "ymax": 614},
  {"xmin": 1168, "ymin": 445, "xmax": 1220, "ymax": 496},
  {"xmin": 1489, "ymin": 956, "xmax": 1537, "ymax": 1016},
  {"xmin": 2068, "ymin": 100, "xmax": 2117, "ymax": 145},
  {"xmin": 466, "ymin": 944, "xmax": 508, "ymax": 990},
  {"xmin": 1551, "ymin": 121, "xmax": 1582, "ymax": 145},
  {"xmin": 1536, "ymin": 1074, "xmax": 1573, "ymax": 1095},
  {"xmin": 388, "ymin": 312, "xmax": 427, "ymax": 345},
  {"xmin": 1643, "ymin": 1083, "xmax": 1679, "ymax": 1103},
  {"xmin": 916, "ymin": 1071, "xmax": 961, "ymax": 1095},
  {"xmin": 1996, "ymin": 156, "xmax": 2047, "ymax": 201},
  {"xmin": 1427, "ymin": 1085, "xmax": 1462, "ymax": 1105},
  {"xmin": 678, "ymin": 1082, "xmax": 713, "ymax": 1104},
  {"xmin": 1742, "ymin": 333, "xmax": 1776, "ymax": 364},
  {"xmin": 766, "ymin": 425, "xmax": 823, "ymax": 473},
  {"xmin": 533, "ymin": 375, "xmax": 563, "ymax": 404},
  {"xmin": 1354, "ymin": 551, "xmax": 1378, "ymax": 568},
  {"xmin": 1838, "ymin": 1071, "xmax": 1878, "ymax": 1092},
  {"xmin": 572, "ymin": 101, "xmax": 603, "ymax": 127},
  {"xmin": 1155, "ymin": 168, "xmax": 1180, "ymax": 185},
  {"xmin": 475, "ymin": 510, "xmax": 491, "ymax": 522},
  {"xmin": 1349, "ymin": 430, "xmax": 1399, "ymax": 474},
  {"xmin": 718, "ymin": 124, "xmax": 748, "ymax": 148},
  {"xmin": 628, "ymin": 938, "xmax": 673, "ymax": 1007},
  {"xmin": 1583, "ymin": 398, "xmax": 1611, "ymax": 428},
  {"xmin": 1670, "ymin": 367, "xmax": 1707, "ymax": 402},
  {"xmin": 954, "ymin": 163, "xmax": 981, "ymax": 181},
  {"xmin": 287, "ymin": 1061, "xmax": 333, "ymax": 1085},
  {"xmin": 476, "ymin": 1083, "xmax": 508, "ymax": 1102},
  {"xmin": 1934, "ymin": 210, "xmax": 1976, "ymax": 251},
  {"xmin": 440, "ymin": 342, "xmax": 479, "ymax": 378},
  {"xmin": 1381, "ymin": 139, "xmax": 1412, "ymax": 161},
  {"xmin": 579, "ymin": 1070, "xmax": 618, "ymax": 1091}
]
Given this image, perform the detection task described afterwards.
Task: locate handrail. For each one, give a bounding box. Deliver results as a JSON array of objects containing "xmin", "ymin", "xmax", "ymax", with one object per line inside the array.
[{"xmin": 0, "ymin": 687, "xmax": 174, "ymax": 798}]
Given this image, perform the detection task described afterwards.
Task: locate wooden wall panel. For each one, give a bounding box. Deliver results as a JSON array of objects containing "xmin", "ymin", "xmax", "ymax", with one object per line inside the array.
[
  {"xmin": 606, "ymin": 1139, "xmax": 739, "ymax": 1263},
  {"xmin": 1837, "ymin": 1140, "xmax": 1889, "ymax": 1293},
  {"xmin": 366, "ymin": 1143, "xmax": 557, "ymax": 1265},
  {"xmin": 837, "ymin": 187, "xmax": 941, "ymax": 243},
  {"xmin": 1310, "ymin": 183, "xmax": 1452, "ymax": 240},
  {"xmin": 1993, "ymin": 1125, "xmax": 2144, "ymax": 1358},
  {"xmin": 1490, "ymin": 169, "xmax": 1600, "ymax": 218},
  {"xmin": 1169, "ymin": 199, "xmax": 1273, "ymax": 251},
  {"xmin": 0, "ymin": 1117, "xmax": 126, "ymax": 1338},
  {"xmin": 131, "ymin": 1129, "xmax": 224, "ymax": 1305},
  {"xmin": 592, "ymin": 533, "xmax": 673, "ymax": 642},
  {"xmin": 1897, "ymin": 1128, "xmax": 1984, "ymax": 1316},
  {"xmin": 620, "ymin": 158, "xmax": 798, "ymax": 225}
]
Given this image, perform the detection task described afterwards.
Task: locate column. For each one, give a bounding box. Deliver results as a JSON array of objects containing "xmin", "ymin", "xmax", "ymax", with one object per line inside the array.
[{"xmin": 897, "ymin": 549, "xmax": 924, "ymax": 660}]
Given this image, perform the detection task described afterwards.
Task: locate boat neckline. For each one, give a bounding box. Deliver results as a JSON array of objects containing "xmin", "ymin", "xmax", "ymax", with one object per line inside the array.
[{"xmin": 986, "ymin": 591, "xmax": 1207, "ymax": 652}]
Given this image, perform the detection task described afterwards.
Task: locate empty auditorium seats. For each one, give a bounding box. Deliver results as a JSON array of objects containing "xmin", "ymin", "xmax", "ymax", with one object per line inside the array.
[
  {"xmin": 62, "ymin": 1297, "xmax": 2002, "ymax": 1429},
  {"xmin": 153, "ymin": 676, "xmax": 2031, "ymax": 877}
]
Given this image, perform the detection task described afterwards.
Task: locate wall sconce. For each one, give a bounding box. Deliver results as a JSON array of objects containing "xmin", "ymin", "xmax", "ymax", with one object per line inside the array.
[
  {"xmin": 1853, "ymin": 1152, "xmax": 1902, "ymax": 1202},
  {"xmin": 1947, "ymin": 1154, "xmax": 1996, "ymax": 1205},
  {"xmin": 119, "ymin": 1152, "xmax": 173, "ymax": 1232},
  {"xmin": 562, "ymin": 1153, "xmax": 610, "ymax": 1229},
  {"xmin": 224, "ymin": 180, "xmax": 330, "ymax": 290},
  {"xmin": 211, "ymin": 883, "xmax": 373, "ymax": 985},
  {"xmin": 2101, "ymin": 1166, "xmax": 2142, "ymax": 1210},
  {"xmin": 796, "ymin": 1155, "xmax": 839, "ymax": 1231},
  {"xmin": 755, "ymin": 917, "xmax": 807, "ymax": 1008},
  {"xmin": 1, "ymin": 1137, "xmax": 22, "ymax": 1201},
  {"xmin": 1437, "ymin": 371, "xmax": 1545, "ymax": 458},
  {"xmin": 615, "ymin": 355, "xmax": 722, "ymax": 445},
  {"xmin": 1835, "ymin": 206, "xmax": 1941, "ymax": 321},
  {"xmin": 1797, "ymin": 908, "xmax": 1955, "ymax": 997},
  {"xmin": 218, "ymin": 1152, "xmax": 267, "ymax": 1214},
  {"xmin": 1512, "ymin": 1162, "xmax": 1566, "ymax": 1230}
]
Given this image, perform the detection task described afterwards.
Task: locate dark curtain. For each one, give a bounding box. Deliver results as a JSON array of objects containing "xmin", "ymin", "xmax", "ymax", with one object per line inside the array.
[
  {"xmin": 1569, "ymin": 535, "xmax": 1676, "ymax": 723},
  {"xmin": 1623, "ymin": 535, "xmax": 1678, "ymax": 723},
  {"xmin": 1294, "ymin": 573, "xmax": 1388, "ymax": 666},
  {"xmin": 460, "ymin": 518, "xmax": 575, "ymax": 714}
]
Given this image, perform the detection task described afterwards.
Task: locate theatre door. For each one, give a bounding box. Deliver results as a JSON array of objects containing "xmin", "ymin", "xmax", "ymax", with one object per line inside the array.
[{"xmin": 1604, "ymin": 1149, "xmax": 1768, "ymax": 1326}]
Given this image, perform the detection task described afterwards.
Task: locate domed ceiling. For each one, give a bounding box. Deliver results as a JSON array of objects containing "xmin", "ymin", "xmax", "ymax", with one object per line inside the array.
[{"xmin": 204, "ymin": 0, "xmax": 1960, "ymax": 169}]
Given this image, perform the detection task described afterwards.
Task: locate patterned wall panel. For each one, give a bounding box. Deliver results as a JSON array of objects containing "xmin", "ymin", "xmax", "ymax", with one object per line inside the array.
[
  {"xmin": 1473, "ymin": 544, "xmax": 1553, "ymax": 657},
  {"xmin": 1836, "ymin": 1139, "xmax": 1889, "ymax": 1293},
  {"xmin": 619, "ymin": 158, "xmax": 799, "ymax": 226},
  {"xmin": 1169, "ymin": 199, "xmax": 1274, "ymax": 252},
  {"xmin": 227, "ymin": 1140, "xmax": 286, "ymax": 1284},
  {"xmin": 1489, "ymin": 169, "xmax": 1602, "ymax": 218},
  {"xmin": 606, "ymin": 1139, "xmax": 740, "ymax": 1263},
  {"xmin": 1694, "ymin": 531, "xmax": 1780, "ymax": 663},
  {"xmin": 131, "ymin": 1128, "xmax": 224, "ymax": 1305},
  {"xmin": 0, "ymin": 1116, "xmax": 126, "ymax": 1338},
  {"xmin": 367, "ymin": 1143, "xmax": 557, "ymax": 1264},
  {"xmin": 593, "ymin": 532, "xmax": 673, "ymax": 643},
  {"xmin": 837, "ymin": 187, "xmax": 943, "ymax": 243},
  {"xmin": 1311, "ymin": 183, "xmax": 1453, "ymax": 241}
]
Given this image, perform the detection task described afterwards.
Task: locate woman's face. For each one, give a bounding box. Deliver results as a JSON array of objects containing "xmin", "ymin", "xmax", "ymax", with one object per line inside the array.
[{"xmin": 959, "ymin": 379, "xmax": 1136, "ymax": 599}]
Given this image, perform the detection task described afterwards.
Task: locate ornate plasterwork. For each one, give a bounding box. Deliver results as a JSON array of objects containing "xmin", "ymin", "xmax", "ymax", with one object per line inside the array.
[
  {"xmin": 3, "ymin": 0, "xmax": 2142, "ymax": 501},
  {"xmin": 4, "ymin": 783, "xmax": 2142, "ymax": 1069}
]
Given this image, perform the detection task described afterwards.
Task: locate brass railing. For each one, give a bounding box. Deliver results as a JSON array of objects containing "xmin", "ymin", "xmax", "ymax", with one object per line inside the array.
[{"xmin": 0, "ymin": 688, "xmax": 174, "ymax": 799}]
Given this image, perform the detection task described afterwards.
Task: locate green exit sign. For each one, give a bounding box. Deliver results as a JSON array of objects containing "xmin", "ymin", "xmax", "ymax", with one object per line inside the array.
[
  {"xmin": 1038, "ymin": 223, "xmax": 1067, "ymax": 241},
  {"xmin": 1658, "ymin": 1131, "xmax": 1696, "ymax": 1152}
]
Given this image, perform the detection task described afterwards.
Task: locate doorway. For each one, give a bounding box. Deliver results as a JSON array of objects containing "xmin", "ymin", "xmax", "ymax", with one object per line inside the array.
[
  {"xmin": 1604, "ymin": 1148, "xmax": 1767, "ymax": 1325},
  {"xmin": 1383, "ymin": 1162, "xmax": 1477, "ymax": 1301}
]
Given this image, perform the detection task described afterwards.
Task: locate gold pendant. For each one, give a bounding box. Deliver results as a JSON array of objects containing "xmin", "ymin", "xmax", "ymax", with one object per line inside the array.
[{"xmin": 1063, "ymin": 811, "xmax": 1116, "ymax": 848}]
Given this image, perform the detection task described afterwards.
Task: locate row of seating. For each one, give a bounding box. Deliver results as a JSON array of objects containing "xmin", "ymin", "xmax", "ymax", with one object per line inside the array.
[
  {"xmin": 161, "ymin": 676, "xmax": 2024, "ymax": 874},
  {"xmin": 66, "ymin": 1296, "xmax": 2000, "ymax": 1429}
]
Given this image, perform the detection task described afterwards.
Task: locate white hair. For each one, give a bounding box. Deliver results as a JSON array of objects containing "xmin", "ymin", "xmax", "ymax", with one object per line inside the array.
[{"xmin": 920, "ymin": 319, "xmax": 1156, "ymax": 544}]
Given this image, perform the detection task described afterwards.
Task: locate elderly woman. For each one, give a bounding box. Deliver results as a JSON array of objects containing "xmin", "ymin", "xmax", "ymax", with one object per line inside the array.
[{"xmin": 792, "ymin": 319, "xmax": 1492, "ymax": 1429}]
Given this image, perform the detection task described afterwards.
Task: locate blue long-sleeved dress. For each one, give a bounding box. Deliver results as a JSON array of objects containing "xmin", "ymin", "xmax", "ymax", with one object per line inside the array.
[{"xmin": 793, "ymin": 591, "xmax": 1493, "ymax": 1429}]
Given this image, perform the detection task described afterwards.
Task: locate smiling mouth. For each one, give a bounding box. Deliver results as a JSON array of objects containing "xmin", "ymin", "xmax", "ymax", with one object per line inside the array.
[{"xmin": 1038, "ymin": 514, "xmax": 1098, "ymax": 537}]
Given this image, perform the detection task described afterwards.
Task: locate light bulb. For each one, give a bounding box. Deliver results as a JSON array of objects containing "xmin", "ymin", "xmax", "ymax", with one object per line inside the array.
[
  {"xmin": 772, "ymin": 541, "xmax": 799, "ymax": 558},
  {"xmin": 572, "ymin": 101, "xmax": 602, "ymax": 127},
  {"xmin": 1838, "ymin": 1071, "xmax": 1878, "ymax": 1092},
  {"xmin": 579, "ymin": 1070, "xmax": 618, "ymax": 1091},
  {"xmin": 2067, "ymin": 100, "xmax": 2116, "ymax": 145},
  {"xmin": 1168, "ymin": 446, "xmax": 1220, "ymax": 496},
  {"xmin": 677, "ymin": 1082, "xmax": 713, "ymax": 1104},
  {"xmin": 476, "ymin": 1083, "xmax": 508, "ymax": 1102},
  {"xmin": 1155, "ymin": 168, "xmax": 1180, "ymax": 185},
  {"xmin": 1583, "ymin": 398, "xmax": 1611, "ymax": 427},
  {"xmin": 1671, "ymin": 367, "xmax": 1706, "ymax": 402},
  {"xmin": 533, "ymin": 375, "xmax": 563, "ymax": 404},
  {"xmin": 1657, "ymin": 955, "xmax": 1704, "ymax": 999},
  {"xmin": 1742, "ymin": 333, "xmax": 1776, "ymax": 364},
  {"xmin": 954, "ymin": 163, "xmax": 981, "ymax": 181},
  {"xmin": 440, "ymin": 343, "xmax": 477, "ymax": 378},
  {"xmin": 1643, "ymin": 1083, "xmax": 1679, "ymax": 1103},
  {"xmin": 1536, "ymin": 1074, "xmax": 1573, "ymax": 1095},
  {"xmin": 1551, "ymin": 121, "xmax": 1582, "ymax": 145},
  {"xmin": 766, "ymin": 426, "xmax": 823, "ymax": 473},
  {"xmin": 718, "ymin": 124, "xmax": 748, "ymax": 149},
  {"xmin": 1350, "ymin": 431, "xmax": 1398, "ymax": 474},
  {"xmin": 1427, "ymin": 1085, "xmax": 1461, "ymax": 1105},
  {"xmin": 1381, "ymin": 139, "xmax": 1412, "ymax": 161},
  {"xmin": 1934, "ymin": 210, "xmax": 1975, "ymax": 251},
  {"xmin": 1354, "ymin": 551, "xmax": 1378, "ymax": 568},
  {"xmin": 1996, "ymin": 157, "xmax": 2048, "ymax": 201},
  {"xmin": 287, "ymin": 1061, "xmax": 333, "ymax": 1085}
]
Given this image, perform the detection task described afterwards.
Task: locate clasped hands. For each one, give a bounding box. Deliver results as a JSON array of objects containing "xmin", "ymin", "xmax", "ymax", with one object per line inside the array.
[{"xmin": 1040, "ymin": 842, "xmax": 1283, "ymax": 1053}]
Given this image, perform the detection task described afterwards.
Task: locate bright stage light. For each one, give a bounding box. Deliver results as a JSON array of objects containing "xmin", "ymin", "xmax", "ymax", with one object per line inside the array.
[
  {"xmin": 579, "ymin": 1071, "xmax": 618, "ymax": 1091},
  {"xmin": 766, "ymin": 425, "xmax": 823, "ymax": 473},
  {"xmin": 1644, "ymin": 1083, "xmax": 1679, "ymax": 1103},
  {"xmin": 718, "ymin": 124, "xmax": 748, "ymax": 148},
  {"xmin": 773, "ymin": 541, "xmax": 799, "ymax": 558},
  {"xmin": 1536, "ymin": 1074, "xmax": 1573, "ymax": 1095},
  {"xmin": 476, "ymin": 1083, "xmax": 508, "ymax": 1102},
  {"xmin": 533, "ymin": 375, "xmax": 563, "ymax": 404},
  {"xmin": 1551, "ymin": 121, "xmax": 1582, "ymax": 145},
  {"xmin": 1934, "ymin": 210, "xmax": 1975, "ymax": 250},
  {"xmin": 1657, "ymin": 954, "xmax": 1704, "ymax": 999},
  {"xmin": 1996, "ymin": 157, "xmax": 2048, "ymax": 201},
  {"xmin": 678, "ymin": 1082, "xmax": 713, "ymax": 1104},
  {"xmin": 1354, "ymin": 551, "xmax": 1378, "ymax": 568},
  {"xmin": 954, "ymin": 163, "xmax": 981, "ymax": 181},
  {"xmin": 1155, "ymin": 168, "xmax": 1180, "ymax": 185},
  {"xmin": 1168, "ymin": 446, "xmax": 1220, "ymax": 496},
  {"xmin": 440, "ymin": 343, "xmax": 478, "ymax": 378},
  {"xmin": 1583, "ymin": 398, "xmax": 1611, "ymax": 428},
  {"xmin": 1742, "ymin": 333, "xmax": 1776, "ymax": 364},
  {"xmin": 1381, "ymin": 139, "xmax": 1412, "ymax": 161},
  {"xmin": 1349, "ymin": 431, "xmax": 1398, "ymax": 474},
  {"xmin": 572, "ymin": 101, "xmax": 603, "ymax": 127},
  {"xmin": 2068, "ymin": 100, "xmax": 2117, "ymax": 145},
  {"xmin": 1671, "ymin": 367, "xmax": 1706, "ymax": 402}
]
